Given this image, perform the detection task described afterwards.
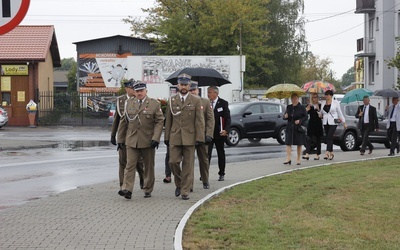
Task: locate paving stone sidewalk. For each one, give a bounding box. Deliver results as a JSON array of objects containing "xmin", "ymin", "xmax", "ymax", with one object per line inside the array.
[{"xmin": 0, "ymin": 126, "xmax": 396, "ymax": 249}]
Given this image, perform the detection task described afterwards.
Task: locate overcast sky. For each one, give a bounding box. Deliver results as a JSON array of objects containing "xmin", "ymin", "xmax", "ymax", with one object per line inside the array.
[{"xmin": 20, "ymin": 0, "xmax": 364, "ymax": 79}]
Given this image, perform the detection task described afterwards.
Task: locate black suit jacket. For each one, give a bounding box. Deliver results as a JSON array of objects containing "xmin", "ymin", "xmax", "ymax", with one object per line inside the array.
[
  {"xmin": 212, "ymin": 97, "xmax": 231, "ymax": 139},
  {"xmin": 355, "ymin": 104, "xmax": 379, "ymax": 130}
]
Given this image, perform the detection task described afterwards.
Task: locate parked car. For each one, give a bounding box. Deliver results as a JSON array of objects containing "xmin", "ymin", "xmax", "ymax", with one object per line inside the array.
[
  {"xmin": 327, "ymin": 102, "xmax": 390, "ymax": 151},
  {"xmin": 0, "ymin": 106, "xmax": 8, "ymax": 128},
  {"xmin": 226, "ymin": 101, "xmax": 287, "ymax": 146}
]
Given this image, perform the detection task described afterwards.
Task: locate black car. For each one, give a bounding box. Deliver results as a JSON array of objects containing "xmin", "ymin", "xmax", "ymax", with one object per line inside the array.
[
  {"xmin": 226, "ymin": 101, "xmax": 287, "ymax": 146},
  {"xmin": 330, "ymin": 103, "xmax": 390, "ymax": 151}
]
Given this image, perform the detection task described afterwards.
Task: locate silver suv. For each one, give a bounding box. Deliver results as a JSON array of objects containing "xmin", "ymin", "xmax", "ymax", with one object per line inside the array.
[
  {"xmin": 331, "ymin": 103, "xmax": 390, "ymax": 151},
  {"xmin": 0, "ymin": 106, "xmax": 8, "ymax": 128}
]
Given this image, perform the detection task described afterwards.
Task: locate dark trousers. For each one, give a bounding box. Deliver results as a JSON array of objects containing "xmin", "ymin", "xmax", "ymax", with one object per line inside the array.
[
  {"xmin": 306, "ymin": 136, "xmax": 321, "ymax": 155},
  {"xmin": 208, "ymin": 137, "xmax": 226, "ymax": 176},
  {"xmin": 360, "ymin": 125, "xmax": 373, "ymax": 153},
  {"xmin": 388, "ymin": 122, "xmax": 398, "ymax": 154},
  {"xmin": 165, "ymin": 145, "xmax": 171, "ymax": 177},
  {"xmin": 324, "ymin": 124, "xmax": 337, "ymax": 152}
]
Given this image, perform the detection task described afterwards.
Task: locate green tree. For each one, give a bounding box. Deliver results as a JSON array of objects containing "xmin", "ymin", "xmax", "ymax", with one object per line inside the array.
[
  {"xmin": 55, "ymin": 57, "xmax": 76, "ymax": 71},
  {"xmin": 298, "ymin": 53, "xmax": 333, "ymax": 84},
  {"xmin": 341, "ymin": 67, "xmax": 355, "ymax": 87},
  {"xmin": 385, "ymin": 37, "xmax": 400, "ymax": 89},
  {"xmin": 67, "ymin": 62, "xmax": 77, "ymax": 92},
  {"xmin": 123, "ymin": 0, "xmax": 306, "ymax": 88}
]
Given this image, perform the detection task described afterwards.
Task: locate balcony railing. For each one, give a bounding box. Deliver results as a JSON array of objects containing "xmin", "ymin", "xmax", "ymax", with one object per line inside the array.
[{"xmin": 355, "ymin": 0, "xmax": 375, "ymax": 14}]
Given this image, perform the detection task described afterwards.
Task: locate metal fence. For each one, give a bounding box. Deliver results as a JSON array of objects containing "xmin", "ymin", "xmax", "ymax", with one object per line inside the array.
[{"xmin": 38, "ymin": 91, "xmax": 118, "ymax": 126}]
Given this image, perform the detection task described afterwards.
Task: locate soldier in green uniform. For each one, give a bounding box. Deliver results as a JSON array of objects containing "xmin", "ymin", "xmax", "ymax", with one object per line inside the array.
[
  {"xmin": 110, "ymin": 79, "xmax": 144, "ymax": 194},
  {"xmin": 189, "ymin": 81, "xmax": 214, "ymax": 189},
  {"xmin": 119, "ymin": 82, "xmax": 164, "ymax": 199},
  {"xmin": 164, "ymin": 74, "xmax": 205, "ymax": 200}
]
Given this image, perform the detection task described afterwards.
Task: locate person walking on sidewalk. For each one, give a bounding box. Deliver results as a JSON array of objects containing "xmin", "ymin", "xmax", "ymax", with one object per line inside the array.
[
  {"xmin": 355, "ymin": 96, "xmax": 379, "ymax": 155},
  {"xmin": 110, "ymin": 79, "xmax": 144, "ymax": 194},
  {"xmin": 303, "ymin": 93, "xmax": 323, "ymax": 161},
  {"xmin": 189, "ymin": 81, "xmax": 214, "ymax": 189},
  {"xmin": 321, "ymin": 90, "xmax": 347, "ymax": 160},
  {"xmin": 207, "ymin": 86, "xmax": 231, "ymax": 181},
  {"xmin": 164, "ymin": 73, "xmax": 205, "ymax": 200},
  {"xmin": 386, "ymin": 97, "xmax": 400, "ymax": 156},
  {"xmin": 119, "ymin": 82, "xmax": 164, "ymax": 199},
  {"xmin": 283, "ymin": 93, "xmax": 307, "ymax": 165}
]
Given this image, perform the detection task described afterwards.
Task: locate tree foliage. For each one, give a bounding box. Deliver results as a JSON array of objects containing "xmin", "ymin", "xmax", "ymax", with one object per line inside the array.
[
  {"xmin": 55, "ymin": 57, "xmax": 76, "ymax": 71},
  {"xmin": 298, "ymin": 53, "xmax": 333, "ymax": 84},
  {"xmin": 123, "ymin": 0, "xmax": 306, "ymax": 87},
  {"xmin": 385, "ymin": 37, "xmax": 400, "ymax": 89},
  {"xmin": 67, "ymin": 62, "xmax": 77, "ymax": 92},
  {"xmin": 341, "ymin": 67, "xmax": 355, "ymax": 87}
]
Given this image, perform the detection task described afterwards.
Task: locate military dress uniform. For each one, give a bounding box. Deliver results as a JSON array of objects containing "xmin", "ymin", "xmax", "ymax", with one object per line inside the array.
[
  {"xmin": 164, "ymin": 93, "xmax": 205, "ymax": 199},
  {"xmin": 119, "ymin": 87, "xmax": 164, "ymax": 198},
  {"xmin": 111, "ymin": 93, "xmax": 144, "ymax": 190}
]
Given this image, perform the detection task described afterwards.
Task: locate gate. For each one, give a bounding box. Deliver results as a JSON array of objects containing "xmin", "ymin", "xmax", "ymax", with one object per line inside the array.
[{"xmin": 38, "ymin": 91, "xmax": 118, "ymax": 126}]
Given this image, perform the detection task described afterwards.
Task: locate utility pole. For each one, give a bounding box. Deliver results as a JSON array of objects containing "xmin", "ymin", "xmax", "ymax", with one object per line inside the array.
[{"xmin": 239, "ymin": 21, "xmax": 243, "ymax": 101}]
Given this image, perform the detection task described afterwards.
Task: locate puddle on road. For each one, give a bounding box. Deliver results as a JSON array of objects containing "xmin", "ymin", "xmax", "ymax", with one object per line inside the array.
[{"xmin": 57, "ymin": 140, "xmax": 111, "ymax": 150}]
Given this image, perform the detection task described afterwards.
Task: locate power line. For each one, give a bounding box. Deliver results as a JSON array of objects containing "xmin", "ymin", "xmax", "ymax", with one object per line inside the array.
[{"xmin": 304, "ymin": 9, "xmax": 355, "ymax": 23}]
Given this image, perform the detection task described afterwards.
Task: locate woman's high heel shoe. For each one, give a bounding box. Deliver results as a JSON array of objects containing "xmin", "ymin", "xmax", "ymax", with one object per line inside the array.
[
  {"xmin": 329, "ymin": 153, "xmax": 334, "ymax": 160},
  {"xmin": 302, "ymin": 155, "xmax": 309, "ymax": 160},
  {"xmin": 314, "ymin": 156, "xmax": 320, "ymax": 160},
  {"xmin": 283, "ymin": 160, "xmax": 291, "ymax": 165},
  {"xmin": 323, "ymin": 153, "xmax": 329, "ymax": 160}
]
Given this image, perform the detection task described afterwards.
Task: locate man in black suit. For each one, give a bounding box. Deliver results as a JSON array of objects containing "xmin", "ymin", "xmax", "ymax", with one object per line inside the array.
[
  {"xmin": 207, "ymin": 86, "xmax": 231, "ymax": 181},
  {"xmin": 355, "ymin": 95, "xmax": 379, "ymax": 155}
]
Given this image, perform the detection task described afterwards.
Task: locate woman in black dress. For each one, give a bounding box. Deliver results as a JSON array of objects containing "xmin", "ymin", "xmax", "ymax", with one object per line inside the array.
[
  {"xmin": 303, "ymin": 93, "xmax": 323, "ymax": 160},
  {"xmin": 283, "ymin": 93, "xmax": 308, "ymax": 165}
]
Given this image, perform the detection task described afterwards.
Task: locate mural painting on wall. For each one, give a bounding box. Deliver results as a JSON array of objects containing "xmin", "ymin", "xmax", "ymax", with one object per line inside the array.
[
  {"xmin": 78, "ymin": 53, "xmax": 131, "ymax": 92},
  {"xmin": 355, "ymin": 58, "xmax": 364, "ymax": 83},
  {"xmin": 141, "ymin": 56, "xmax": 231, "ymax": 83}
]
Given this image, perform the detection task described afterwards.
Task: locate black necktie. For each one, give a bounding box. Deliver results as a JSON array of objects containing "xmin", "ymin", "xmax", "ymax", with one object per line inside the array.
[
  {"xmin": 211, "ymin": 101, "xmax": 214, "ymax": 109},
  {"xmin": 390, "ymin": 106, "xmax": 395, "ymax": 119},
  {"xmin": 181, "ymin": 97, "xmax": 184, "ymax": 104}
]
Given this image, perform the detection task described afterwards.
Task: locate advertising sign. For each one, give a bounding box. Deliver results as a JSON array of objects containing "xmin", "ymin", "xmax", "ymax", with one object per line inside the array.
[
  {"xmin": 1, "ymin": 65, "xmax": 28, "ymax": 75},
  {"xmin": 78, "ymin": 53, "xmax": 131, "ymax": 93}
]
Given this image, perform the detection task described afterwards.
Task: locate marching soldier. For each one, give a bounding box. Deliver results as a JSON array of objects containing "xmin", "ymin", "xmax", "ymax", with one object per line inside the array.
[
  {"xmin": 189, "ymin": 81, "xmax": 214, "ymax": 189},
  {"xmin": 119, "ymin": 82, "xmax": 164, "ymax": 199},
  {"xmin": 164, "ymin": 74, "xmax": 205, "ymax": 200},
  {"xmin": 110, "ymin": 79, "xmax": 144, "ymax": 194}
]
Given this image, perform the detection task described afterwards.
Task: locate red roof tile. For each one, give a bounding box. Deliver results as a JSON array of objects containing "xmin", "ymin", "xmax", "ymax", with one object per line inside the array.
[{"xmin": 0, "ymin": 25, "xmax": 60, "ymax": 64}]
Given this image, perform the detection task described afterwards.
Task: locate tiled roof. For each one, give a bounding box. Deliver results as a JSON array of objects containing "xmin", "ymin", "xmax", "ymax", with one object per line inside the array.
[{"xmin": 0, "ymin": 25, "xmax": 61, "ymax": 66}]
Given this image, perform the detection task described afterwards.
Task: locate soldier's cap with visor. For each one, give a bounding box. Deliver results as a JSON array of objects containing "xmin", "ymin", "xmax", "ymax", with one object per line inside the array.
[
  {"xmin": 189, "ymin": 80, "xmax": 198, "ymax": 91},
  {"xmin": 177, "ymin": 73, "xmax": 192, "ymax": 84},
  {"xmin": 133, "ymin": 81, "xmax": 147, "ymax": 90},
  {"xmin": 124, "ymin": 79, "xmax": 136, "ymax": 88}
]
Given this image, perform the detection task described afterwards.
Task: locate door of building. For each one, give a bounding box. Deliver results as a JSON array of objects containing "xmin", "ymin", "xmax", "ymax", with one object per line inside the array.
[{"xmin": 6, "ymin": 76, "xmax": 30, "ymax": 125}]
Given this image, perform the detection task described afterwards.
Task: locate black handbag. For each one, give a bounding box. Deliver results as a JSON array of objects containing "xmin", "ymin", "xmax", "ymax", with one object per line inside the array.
[{"xmin": 297, "ymin": 124, "xmax": 306, "ymax": 133}]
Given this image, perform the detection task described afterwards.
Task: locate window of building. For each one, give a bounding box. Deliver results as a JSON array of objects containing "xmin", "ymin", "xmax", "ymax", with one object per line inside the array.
[
  {"xmin": 376, "ymin": 60, "xmax": 379, "ymax": 75},
  {"xmin": 376, "ymin": 17, "xmax": 379, "ymax": 31},
  {"xmin": 369, "ymin": 61, "xmax": 375, "ymax": 84},
  {"xmin": 369, "ymin": 18, "xmax": 374, "ymax": 38}
]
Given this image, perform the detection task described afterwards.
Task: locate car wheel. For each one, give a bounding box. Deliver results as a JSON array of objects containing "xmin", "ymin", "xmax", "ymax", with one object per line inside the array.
[
  {"xmin": 276, "ymin": 126, "xmax": 286, "ymax": 145},
  {"xmin": 226, "ymin": 128, "xmax": 240, "ymax": 147},
  {"xmin": 248, "ymin": 138, "xmax": 261, "ymax": 143},
  {"xmin": 340, "ymin": 131, "xmax": 357, "ymax": 151},
  {"xmin": 384, "ymin": 140, "xmax": 391, "ymax": 149}
]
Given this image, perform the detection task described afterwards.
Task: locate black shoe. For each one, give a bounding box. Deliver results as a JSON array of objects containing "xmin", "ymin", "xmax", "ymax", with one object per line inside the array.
[
  {"xmin": 283, "ymin": 160, "xmax": 291, "ymax": 165},
  {"xmin": 199, "ymin": 177, "xmax": 202, "ymax": 181},
  {"xmin": 163, "ymin": 176, "xmax": 171, "ymax": 183},
  {"xmin": 121, "ymin": 190, "xmax": 132, "ymax": 199},
  {"xmin": 218, "ymin": 175, "xmax": 225, "ymax": 181},
  {"xmin": 118, "ymin": 190, "xmax": 124, "ymax": 196},
  {"xmin": 182, "ymin": 195, "xmax": 189, "ymax": 200},
  {"xmin": 397, "ymin": 147, "xmax": 400, "ymax": 154},
  {"xmin": 203, "ymin": 183, "xmax": 210, "ymax": 189},
  {"xmin": 296, "ymin": 162, "xmax": 301, "ymax": 165},
  {"xmin": 190, "ymin": 189, "xmax": 193, "ymax": 192},
  {"xmin": 360, "ymin": 152, "xmax": 364, "ymax": 155},
  {"xmin": 368, "ymin": 149, "xmax": 373, "ymax": 154},
  {"xmin": 175, "ymin": 187, "xmax": 181, "ymax": 197},
  {"xmin": 144, "ymin": 192, "xmax": 151, "ymax": 198},
  {"xmin": 388, "ymin": 153, "xmax": 395, "ymax": 156},
  {"xmin": 140, "ymin": 179, "xmax": 144, "ymax": 189},
  {"xmin": 302, "ymin": 156, "xmax": 309, "ymax": 160}
]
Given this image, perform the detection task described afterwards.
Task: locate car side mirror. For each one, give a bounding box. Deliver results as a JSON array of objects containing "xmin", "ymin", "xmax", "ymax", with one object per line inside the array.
[{"xmin": 243, "ymin": 111, "xmax": 252, "ymax": 117}]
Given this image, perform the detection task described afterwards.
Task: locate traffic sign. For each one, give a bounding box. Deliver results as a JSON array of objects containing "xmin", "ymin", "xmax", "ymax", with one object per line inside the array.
[{"xmin": 0, "ymin": 0, "xmax": 30, "ymax": 35}]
